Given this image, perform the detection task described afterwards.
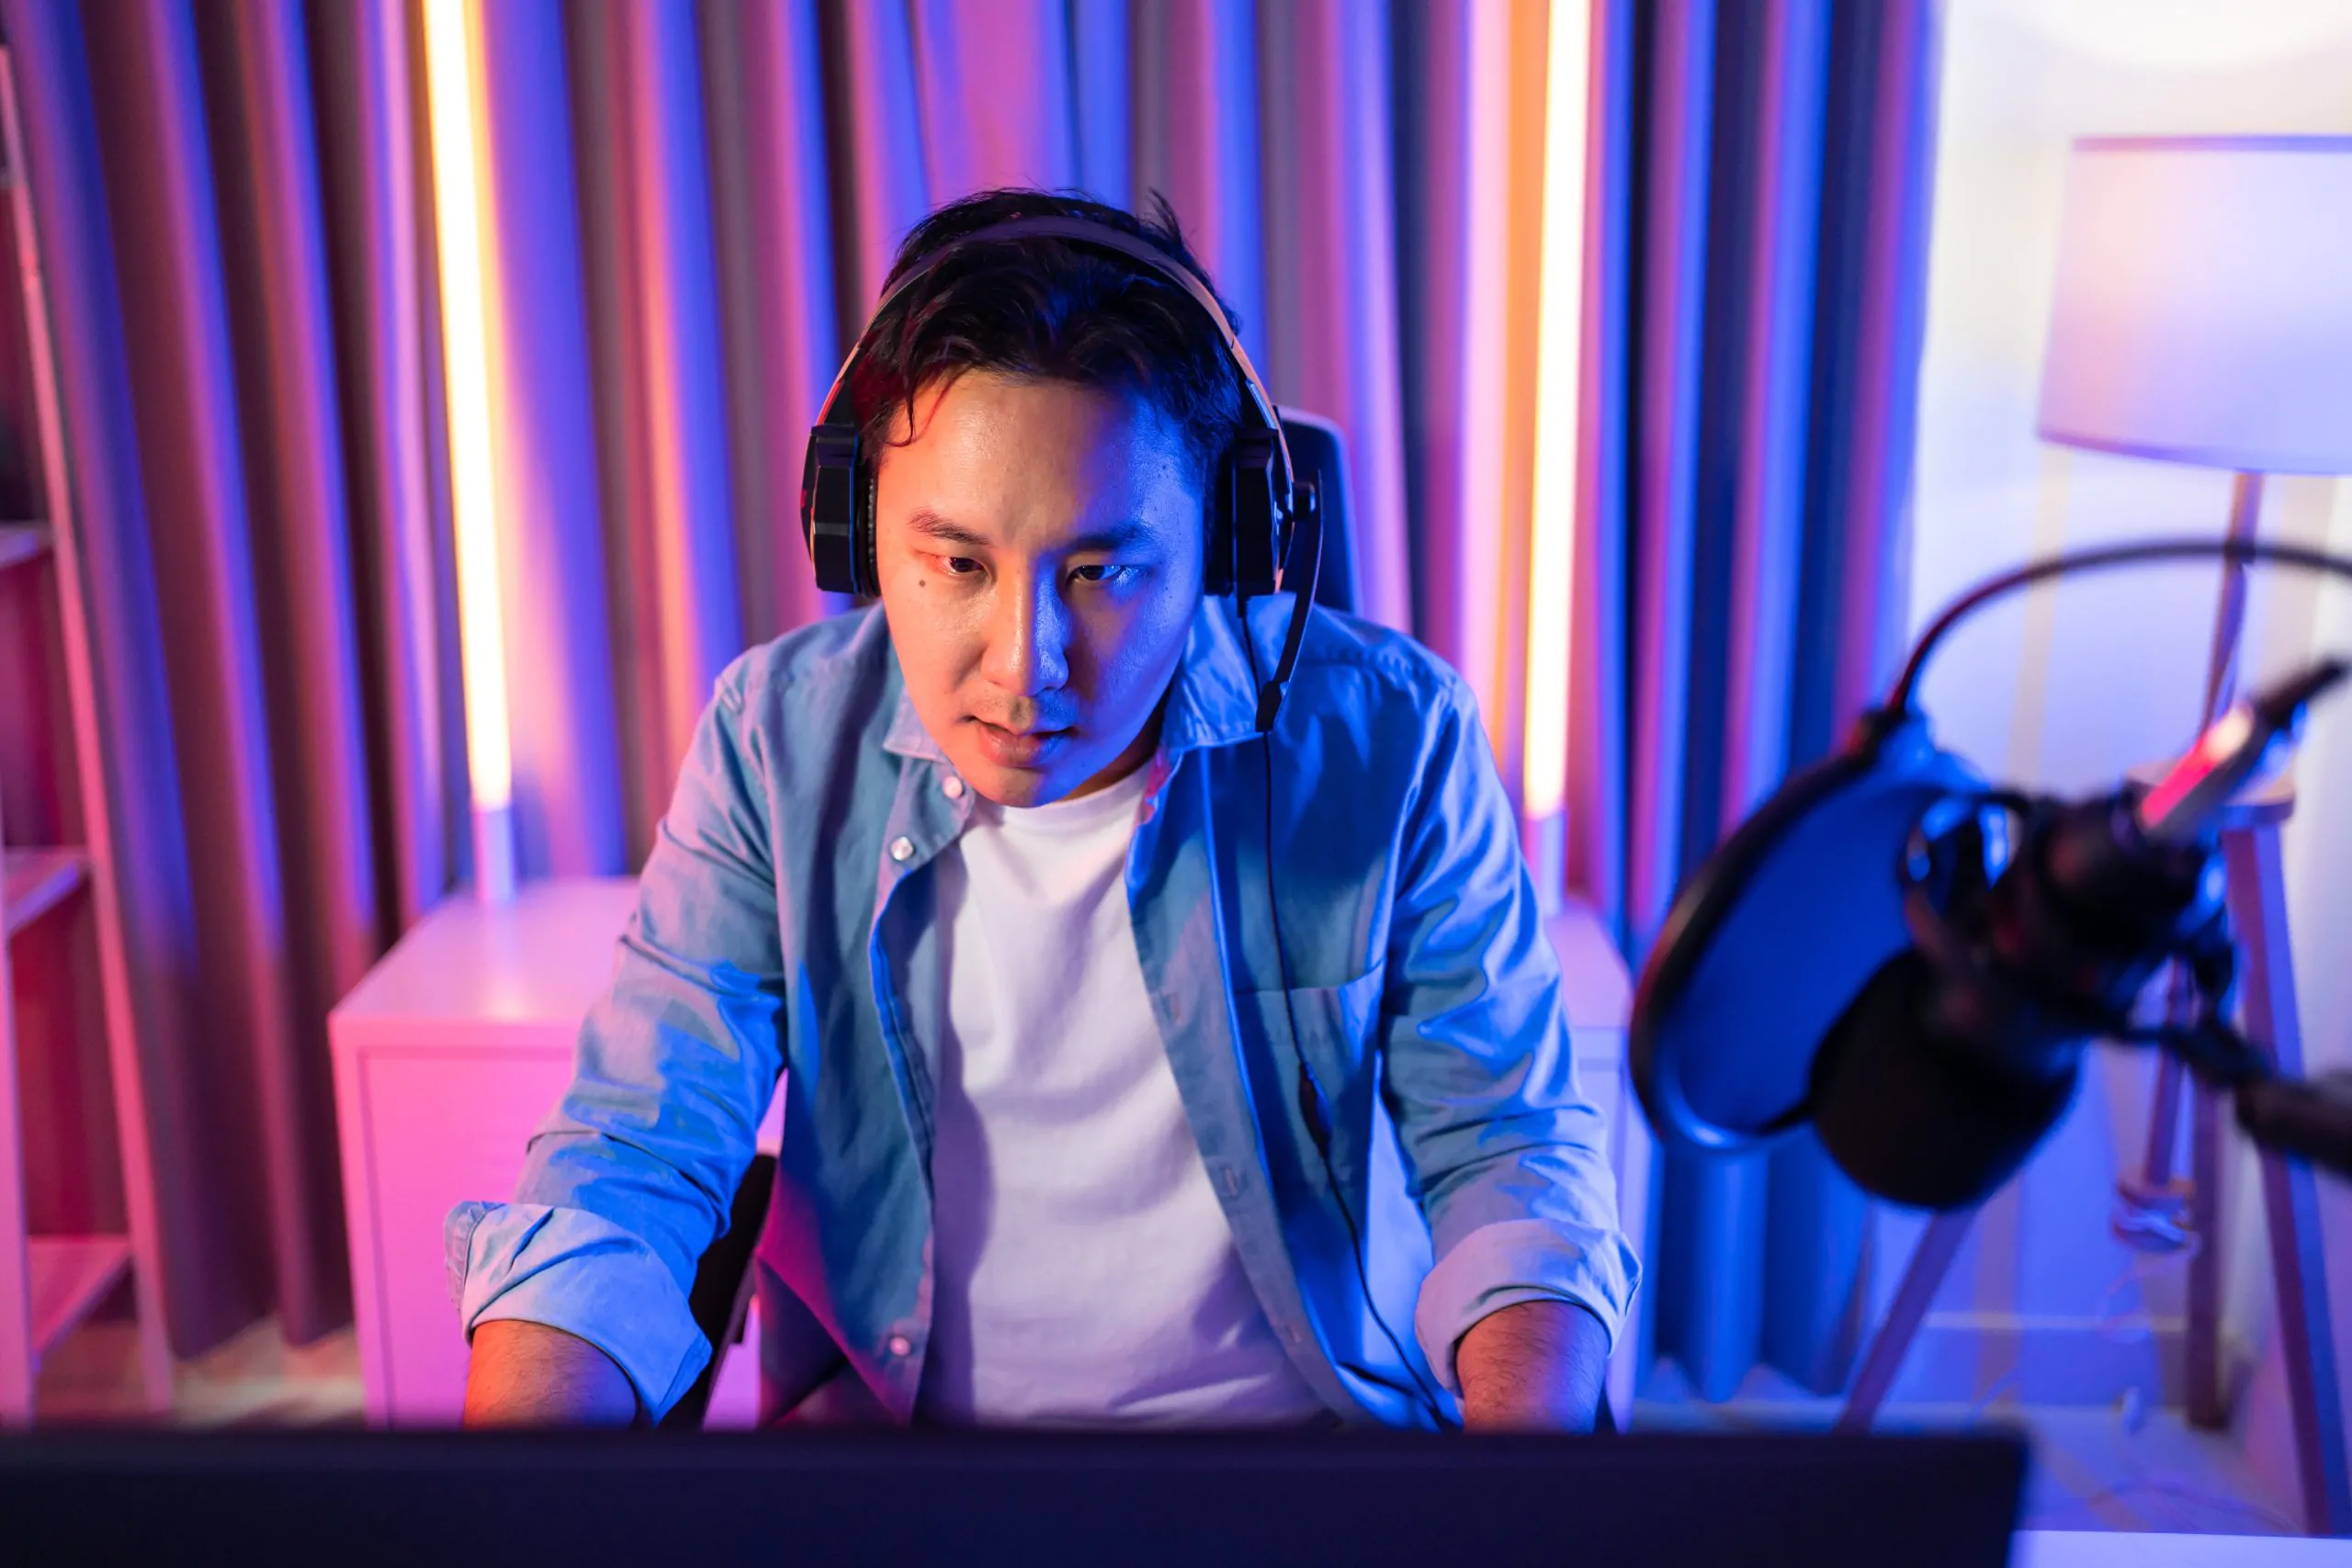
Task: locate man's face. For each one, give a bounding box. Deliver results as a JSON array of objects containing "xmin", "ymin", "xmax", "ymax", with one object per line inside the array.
[{"xmin": 874, "ymin": 370, "xmax": 1204, "ymax": 807}]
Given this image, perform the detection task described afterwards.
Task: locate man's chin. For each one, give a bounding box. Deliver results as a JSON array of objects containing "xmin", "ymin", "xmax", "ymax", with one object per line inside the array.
[
  {"xmin": 967, "ymin": 767, "xmax": 1055, "ymax": 808},
  {"xmin": 945, "ymin": 750, "xmax": 1067, "ymax": 808}
]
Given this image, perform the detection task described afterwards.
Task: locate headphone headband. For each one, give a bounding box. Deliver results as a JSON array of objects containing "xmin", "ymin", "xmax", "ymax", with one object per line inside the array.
[{"xmin": 812, "ymin": 214, "xmax": 1292, "ymax": 492}]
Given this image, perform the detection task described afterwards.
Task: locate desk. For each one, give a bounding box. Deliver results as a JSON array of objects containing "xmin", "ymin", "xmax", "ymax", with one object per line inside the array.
[
  {"xmin": 327, "ymin": 882, "xmax": 1645, "ymax": 1427},
  {"xmin": 2016, "ymin": 1531, "xmax": 2352, "ymax": 1564}
]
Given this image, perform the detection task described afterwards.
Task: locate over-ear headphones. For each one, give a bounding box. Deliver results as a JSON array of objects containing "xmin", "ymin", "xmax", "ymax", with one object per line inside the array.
[{"xmin": 797, "ymin": 213, "xmax": 1320, "ymax": 735}]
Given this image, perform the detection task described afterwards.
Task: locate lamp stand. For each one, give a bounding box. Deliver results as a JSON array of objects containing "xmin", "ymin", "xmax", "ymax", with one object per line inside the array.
[
  {"xmin": 2142, "ymin": 469, "xmax": 2264, "ymax": 1427},
  {"xmin": 1836, "ymin": 469, "xmax": 2352, "ymax": 1538}
]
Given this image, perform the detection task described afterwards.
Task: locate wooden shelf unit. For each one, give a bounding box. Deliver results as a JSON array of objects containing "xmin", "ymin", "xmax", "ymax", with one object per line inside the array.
[
  {"xmin": 0, "ymin": 523, "xmax": 45, "ymax": 573},
  {"xmin": 1, "ymin": 848, "xmax": 86, "ymax": 940},
  {"xmin": 27, "ymin": 1235, "xmax": 131, "ymax": 1364},
  {"xmin": 0, "ymin": 43, "xmax": 172, "ymax": 1423}
]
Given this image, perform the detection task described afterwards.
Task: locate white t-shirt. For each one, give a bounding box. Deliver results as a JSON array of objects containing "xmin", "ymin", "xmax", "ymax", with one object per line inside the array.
[{"xmin": 918, "ymin": 761, "xmax": 1327, "ymax": 1426}]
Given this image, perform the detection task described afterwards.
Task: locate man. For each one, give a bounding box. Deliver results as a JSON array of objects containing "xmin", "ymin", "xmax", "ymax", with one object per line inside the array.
[{"xmin": 449, "ymin": 189, "xmax": 1637, "ymax": 1432}]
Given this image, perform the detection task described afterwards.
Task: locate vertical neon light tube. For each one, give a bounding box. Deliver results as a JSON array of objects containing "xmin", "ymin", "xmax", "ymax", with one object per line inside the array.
[
  {"xmin": 1523, "ymin": 0, "xmax": 1591, "ymax": 902},
  {"xmin": 423, "ymin": 0, "xmax": 516, "ymax": 903}
]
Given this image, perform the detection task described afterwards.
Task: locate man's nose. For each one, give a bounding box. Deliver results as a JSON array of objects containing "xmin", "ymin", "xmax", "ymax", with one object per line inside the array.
[{"xmin": 982, "ymin": 570, "xmax": 1070, "ymax": 699}]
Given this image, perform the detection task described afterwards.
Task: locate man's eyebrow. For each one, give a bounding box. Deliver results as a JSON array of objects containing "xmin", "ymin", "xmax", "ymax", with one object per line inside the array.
[
  {"xmin": 903, "ymin": 509, "xmax": 991, "ymax": 548},
  {"xmin": 1060, "ymin": 518, "xmax": 1157, "ymax": 553},
  {"xmin": 904, "ymin": 512, "xmax": 1159, "ymax": 554}
]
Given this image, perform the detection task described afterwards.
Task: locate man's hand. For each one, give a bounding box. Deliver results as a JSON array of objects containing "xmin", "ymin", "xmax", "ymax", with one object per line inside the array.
[
  {"xmin": 462, "ymin": 1320, "xmax": 640, "ymax": 1427},
  {"xmin": 1454, "ymin": 1300, "xmax": 1610, "ymax": 1432}
]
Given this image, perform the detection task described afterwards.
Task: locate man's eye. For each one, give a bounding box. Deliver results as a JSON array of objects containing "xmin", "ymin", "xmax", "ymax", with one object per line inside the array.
[
  {"xmin": 938, "ymin": 557, "xmax": 983, "ymax": 577},
  {"xmin": 1070, "ymin": 564, "xmax": 1138, "ymax": 586}
]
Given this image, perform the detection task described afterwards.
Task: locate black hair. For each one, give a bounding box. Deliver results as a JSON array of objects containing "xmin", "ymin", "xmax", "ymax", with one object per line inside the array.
[{"xmin": 848, "ymin": 187, "xmax": 1246, "ymax": 488}]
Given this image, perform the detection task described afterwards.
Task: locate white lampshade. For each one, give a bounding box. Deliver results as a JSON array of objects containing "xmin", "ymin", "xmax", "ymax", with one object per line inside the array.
[{"xmin": 2037, "ymin": 136, "xmax": 2352, "ymax": 475}]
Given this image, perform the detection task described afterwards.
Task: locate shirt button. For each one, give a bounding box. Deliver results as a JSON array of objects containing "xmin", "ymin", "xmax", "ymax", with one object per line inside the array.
[
  {"xmin": 888, "ymin": 836, "xmax": 914, "ymax": 863},
  {"xmin": 941, "ymin": 776, "xmax": 966, "ymax": 800},
  {"xmin": 886, "ymin": 1334, "xmax": 914, "ymax": 1358}
]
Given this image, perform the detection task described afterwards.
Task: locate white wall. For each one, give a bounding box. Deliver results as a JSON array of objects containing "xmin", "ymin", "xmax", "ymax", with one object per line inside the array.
[{"xmin": 1896, "ymin": 0, "xmax": 2352, "ymax": 1505}]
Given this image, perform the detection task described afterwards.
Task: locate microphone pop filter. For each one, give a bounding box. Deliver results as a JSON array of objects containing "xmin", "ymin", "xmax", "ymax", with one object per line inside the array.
[{"xmin": 1630, "ymin": 714, "xmax": 1987, "ymax": 1152}]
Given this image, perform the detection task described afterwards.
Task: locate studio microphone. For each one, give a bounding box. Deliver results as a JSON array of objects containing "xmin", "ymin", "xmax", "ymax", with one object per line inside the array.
[
  {"xmin": 1808, "ymin": 659, "xmax": 2348, "ymax": 1210},
  {"xmin": 1630, "ymin": 537, "xmax": 2352, "ymax": 1215}
]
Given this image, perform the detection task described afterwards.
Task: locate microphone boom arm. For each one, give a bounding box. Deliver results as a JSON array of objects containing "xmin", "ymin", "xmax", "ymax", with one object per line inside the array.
[{"xmin": 1886, "ymin": 538, "xmax": 2352, "ymax": 718}]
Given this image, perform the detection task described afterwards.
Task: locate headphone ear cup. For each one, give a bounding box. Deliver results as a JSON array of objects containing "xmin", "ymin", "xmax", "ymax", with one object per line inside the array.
[
  {"xmin": 855, "ymin": 458, "xmax": 879, "ymax": 599},
  {"xmin": 801, "ymin": 423, "xmax": 863, "ymax": 595},
  {"xmin": 1204, "ymin": 446, "xmax": 1237, "ymax": 597},
  {"xmin": 1228, "ymin": 430, "xmax": 1280, "ymax": 596}
]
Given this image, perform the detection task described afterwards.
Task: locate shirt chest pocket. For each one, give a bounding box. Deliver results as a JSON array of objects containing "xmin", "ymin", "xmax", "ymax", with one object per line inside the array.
[{"xmin": 1236, "ymin": 961, "xmax": 1387, "ymax": 1109}]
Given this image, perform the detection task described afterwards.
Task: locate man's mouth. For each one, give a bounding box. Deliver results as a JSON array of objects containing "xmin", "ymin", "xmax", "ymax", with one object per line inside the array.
[{"xmin": 970, "ymin": 716, "xmax": 1070, "ymax": 767}]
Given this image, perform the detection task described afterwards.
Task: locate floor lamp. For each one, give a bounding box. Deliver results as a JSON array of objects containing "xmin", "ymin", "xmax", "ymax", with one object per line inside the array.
[{"xmin": 1841, "ymin": 136, "xmax": 2352, "ymax": 1538}]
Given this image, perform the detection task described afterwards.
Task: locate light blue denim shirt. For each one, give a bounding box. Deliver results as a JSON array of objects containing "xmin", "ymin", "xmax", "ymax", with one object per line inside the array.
[{"xmin": 447, "ymin": 595, "xmax": 1638, "ymax": 1427}]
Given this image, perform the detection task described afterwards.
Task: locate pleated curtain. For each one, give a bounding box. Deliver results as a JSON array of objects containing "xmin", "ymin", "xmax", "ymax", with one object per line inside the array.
[
  {"xmin": 1, "ymin": 0, "xmax": 1553, "ymax": 1359},
  {"xmin": 1563, "ymin": 0, "xmax": 1945, "ymax": 1400}
]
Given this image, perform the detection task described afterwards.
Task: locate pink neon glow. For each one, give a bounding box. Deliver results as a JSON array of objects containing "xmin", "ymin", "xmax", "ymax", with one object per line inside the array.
[
  {"xmin": 1524, "ymin": 1, "xmax": 1591, "ymax": 821},
  {"xmin": 421, "ymin": 0, "xmax": 514, "ymax": 812},
  {"xmin": 1459, "ymin": 0, "xmax": 1510, "ymax": 742}
]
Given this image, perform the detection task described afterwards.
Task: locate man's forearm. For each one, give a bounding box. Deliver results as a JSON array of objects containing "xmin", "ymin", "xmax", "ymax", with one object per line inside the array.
[
  {"xmin": 463, "ymin": 1319, "xmax": 640, "ymax": 1427},
  {"xmin": 1454, "ymin": 1299, "xmax": 1610, "ymax": 1432}
]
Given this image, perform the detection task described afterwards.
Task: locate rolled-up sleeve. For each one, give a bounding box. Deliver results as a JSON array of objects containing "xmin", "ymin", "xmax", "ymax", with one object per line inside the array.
[
  {"xmin": 1379, "ymin": 680, "xmax": 1640, "ymax": 1394},
  {"xmin": 445, "ymin": 664, "xmax": 787, "ymax": 1421},
  {"xmin": 444, "ymin": 1201, "xmax": 711, "ymax": 1417}
]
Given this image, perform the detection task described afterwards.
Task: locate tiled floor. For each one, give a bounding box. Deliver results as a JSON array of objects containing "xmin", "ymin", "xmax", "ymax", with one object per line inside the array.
[{"xmin": 32, "ymin": 1318, "xmax": 2311, "ymax": 1537}]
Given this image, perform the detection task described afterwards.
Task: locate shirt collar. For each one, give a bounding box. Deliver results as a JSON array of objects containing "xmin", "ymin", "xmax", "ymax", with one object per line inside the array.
[
  {"xmin": 880, "ymin": 595, "xmax": 1276, "ymax": 763},
  {"xmin": 881, "ymin": 666, "xmax": 946, "ymax": 761}
]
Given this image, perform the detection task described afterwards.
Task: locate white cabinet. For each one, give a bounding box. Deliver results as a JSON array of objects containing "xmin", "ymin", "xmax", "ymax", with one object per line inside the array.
[{"xmin": 328, "ymin": 878, "xmax": 772, "ymax": 1426}]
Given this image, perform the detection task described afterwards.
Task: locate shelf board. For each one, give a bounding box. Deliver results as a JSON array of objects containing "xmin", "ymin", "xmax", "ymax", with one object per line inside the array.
[
  {"xmin": 0, "ymin": 523, "xmax": 48, "ymax": 573},
  {"xmin": 28, "ymin": 1235, "xmax": 133, "ymax": 1366},
  {"xmin": 2, "ymin": 846, "xmax": 88, "ymax": 938}
]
